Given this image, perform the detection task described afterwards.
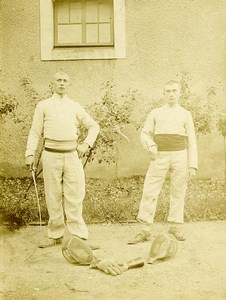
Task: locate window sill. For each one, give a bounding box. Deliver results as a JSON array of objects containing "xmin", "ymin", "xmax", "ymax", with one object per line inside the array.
[{"xmin": 48, "ymin": 46, "xmax": 125, "ymax": 61}]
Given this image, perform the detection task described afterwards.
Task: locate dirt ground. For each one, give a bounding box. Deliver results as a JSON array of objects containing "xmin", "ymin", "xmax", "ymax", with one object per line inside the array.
[{"xmin": 1, "ymin": 221, "xmax": 226, "ymax": 300}]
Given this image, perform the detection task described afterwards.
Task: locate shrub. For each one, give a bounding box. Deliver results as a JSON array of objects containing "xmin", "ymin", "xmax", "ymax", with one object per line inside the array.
[
  {"xmin": 0, "ymin": 86, "xmax": 18, "ymax": 122},
  {"xmin": 179, "ymin": 72, "xmax": 216, "ymax": 135},
  {"xmin": 216, "ymin": 113, "xmax": 226, "ymax": 184},
  {"xmin": 78, "ymin": 81, "xmax": 139, "ymax": 166},
  {"xmin": 83, "ymin": 176, "xmax": 143, "ymax": 223},
  {"xmin": 184, "ymin": 179, "xmax": 226, "ymax": 221},
  {"xmin": 157, "ymin": 178, "xmax": 226, "ymax": 222},
  {"xmin": 0, "ymin": 177, "xmax": 48, "ymax": 227},
  {"xmin": 0, "ymin": 176, "xmax": 225, "ymax": 227}
]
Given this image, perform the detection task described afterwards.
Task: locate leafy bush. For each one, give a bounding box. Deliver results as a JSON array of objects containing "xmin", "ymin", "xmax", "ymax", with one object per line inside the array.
[
  {"xmin": 216, "ymin": 112, "xmax": 226, "ymax": 184},
  {"xmin": 179, "ymin": 72, "xmax": 216, "ymax": 135},
  {"xmin": 0, "ymin": 87, "xmax": 18, "ymax": 122},
  {"xmin": 216, "ymin": 113, "xmax": 226, "ymax": 137},
  {"xmin": 0, "ymin": 177, "xmax": 48, "ymax": 227},
  {"xmin": 83, "ymin": 176, "xmax": 143, "ymax": 223},
  {"xmin": 78, "ymin": 81, "xmax": 139, "ymax": 165},
  {"xmin": 156, "ymin": 178, "xmax": 226, "ymax": 222},
  {"xmin": 0, "ymin": 176, "xmax": 225, "ymax": 227},
  {"xmin": 185, "ymin": 179, "xmax": 226, "ymax": 221}
]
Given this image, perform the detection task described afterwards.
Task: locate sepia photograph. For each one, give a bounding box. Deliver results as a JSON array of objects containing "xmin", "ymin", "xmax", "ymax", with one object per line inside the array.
[{"xmin": 0, "ymin": 0, "xmax": 226, "ymax": 299}]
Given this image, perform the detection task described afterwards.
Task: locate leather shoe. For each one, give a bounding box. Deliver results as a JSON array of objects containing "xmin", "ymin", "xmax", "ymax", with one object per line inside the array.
[{"xmin": 39, "ymin": 237, "xmax": 63, "ymax": 248}]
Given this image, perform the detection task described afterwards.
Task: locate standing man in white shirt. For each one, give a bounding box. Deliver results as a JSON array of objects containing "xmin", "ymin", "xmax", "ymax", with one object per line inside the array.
[
  {"xmin": 128, "ymin": 80, "xmax": 197, "ymax": 244},
  {"xmin": 25, "ymin": 72, "xmax": 100, "ymax": 248}
]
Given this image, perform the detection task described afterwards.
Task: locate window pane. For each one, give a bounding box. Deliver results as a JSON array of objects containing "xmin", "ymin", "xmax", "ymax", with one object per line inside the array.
[
  {"xmin": 86, "ymin": 24, "xmax": 98, "ymax": 43},
  {"xmin": 57, "ymin": 1, "xmax": 69, "ymax": 23},
  {"xmin": 70, "ymin": 1, "xmax": 82, "ymax": 23},
  {"xmin": 99, "ymin": 3, "xmax": 111, "ymax": 22},
  {"xmin": 58, "ymin": 24, "xmax": 82, "ymax": 43},
  {"xmin": 54, "ymin": 0, "xmax": 114, "ymax": 46},
  {"xmin": 86, "ymin": 1, "xmax": 98, "ymax": 23},
  {"xmin": 99, "ymin": 24, "xmax": 111, "ymax": 43}
]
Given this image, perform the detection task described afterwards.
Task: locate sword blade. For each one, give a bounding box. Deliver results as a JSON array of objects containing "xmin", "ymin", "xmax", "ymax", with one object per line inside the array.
[{"xmin": 31, "ymin": 169, "xmax": 42, "ymax": 226}]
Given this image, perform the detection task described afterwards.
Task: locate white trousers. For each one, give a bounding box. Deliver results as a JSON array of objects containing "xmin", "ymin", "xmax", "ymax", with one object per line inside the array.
[
  {"xmin": 42, "ymin": 150, "xmax": 88, "ymax": 239},
  {"xmin": 138, "ymin": 150, "xmax": 188, "ymax": 225}
]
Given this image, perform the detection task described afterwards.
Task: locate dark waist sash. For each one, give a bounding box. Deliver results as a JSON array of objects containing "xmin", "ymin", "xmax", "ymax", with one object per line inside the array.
[
  {"xmin": 154, "ymin": 134, "xmax": 187, "ymax": 151},
  {"xmin": 44, "ymin": 147, "xmax": 77, "ymax": 153}
]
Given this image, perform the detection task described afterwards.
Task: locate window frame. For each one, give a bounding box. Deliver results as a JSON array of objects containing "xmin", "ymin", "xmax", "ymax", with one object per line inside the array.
[
  {"xmin": 40, "ymin": 0, "xmax": 126, "ymax": 60},
  {"xmin": 54, "ymin": 0, "xmax": 114, "ymax": 47}
]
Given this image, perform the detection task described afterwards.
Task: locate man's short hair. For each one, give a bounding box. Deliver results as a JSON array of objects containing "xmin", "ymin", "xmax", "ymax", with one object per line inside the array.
[
  {"xmin": 164, "ymin": 80, "xmax": 181, "ymax": 90},
  {"xmin": 54, "ymin": 71, "xmax": 70, "ymax": 81}
]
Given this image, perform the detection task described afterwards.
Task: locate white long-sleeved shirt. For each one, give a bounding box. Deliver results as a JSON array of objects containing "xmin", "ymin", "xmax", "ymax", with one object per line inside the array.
[
  {"xmin": 140, "ymin": 104, "xmax": 198, "ymax": 169},
  {"xmin": 25, "ymin": 93, "xmax": 100, "ymax": 157}
]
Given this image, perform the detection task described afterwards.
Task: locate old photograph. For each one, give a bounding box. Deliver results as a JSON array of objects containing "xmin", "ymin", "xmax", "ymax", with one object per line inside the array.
[{"xmin": 0, "ymin": 0, "xmax": 226, "ymax": 299}]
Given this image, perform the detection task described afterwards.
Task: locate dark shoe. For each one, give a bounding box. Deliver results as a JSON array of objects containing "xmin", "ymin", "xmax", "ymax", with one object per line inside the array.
[
  {"xmin": 168, "ymin": 226, "xmax": 185, "ymax": 241},
  {"xmin": 39, "ymin": 237, "xmax": 63, "ymax": 248},
  {"xmin": 128, "ymin": 230, "xmax": 151, "ymax": 244}
]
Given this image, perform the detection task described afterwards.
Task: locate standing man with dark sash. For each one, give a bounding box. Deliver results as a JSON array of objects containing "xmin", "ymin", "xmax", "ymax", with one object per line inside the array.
[
  {"xmin": 25, "ymin": 72, "xmax": 100, "ymax": 248},
  {"xmin": 128, "ymin": 80, "xmax": 197, "ymax": 244}
]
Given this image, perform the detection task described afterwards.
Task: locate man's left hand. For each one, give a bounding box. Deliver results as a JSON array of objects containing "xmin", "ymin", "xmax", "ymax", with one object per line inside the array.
[
  {"xmin": 188, "ymin": 168, "xmax": 197, "ymax": 180},
  {"xmin": 77, "ymin": 142, "xmax": 89, "ymax": 155}
]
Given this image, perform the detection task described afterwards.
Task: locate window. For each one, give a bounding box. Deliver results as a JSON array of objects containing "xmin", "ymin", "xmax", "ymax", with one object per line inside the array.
[
  {"xmin": 40, "ymin": 0, "xmax": 126, "ymax": 60},
  {"xmin": 54, "ymin": 0, "xmax": 114, "ymax": 47}
]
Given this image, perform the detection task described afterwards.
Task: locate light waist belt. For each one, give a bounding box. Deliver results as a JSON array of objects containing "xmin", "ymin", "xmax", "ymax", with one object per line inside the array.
[
  {"xmin": 154, "ymin": 134, "xmax": 187, "ymax": 151},
  {"xmin": 44, "ymin": 147, "xmax": 77, "ymax": 153}
]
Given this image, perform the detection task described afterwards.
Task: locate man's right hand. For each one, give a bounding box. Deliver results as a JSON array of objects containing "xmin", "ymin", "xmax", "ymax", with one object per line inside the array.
[
  {"xmin": 25, "ymin": 155, "xmax": 34, "ymax": 171},
  {"xmin": 148, "ymin": 145, "xmax": 158, "ymax": 160}
]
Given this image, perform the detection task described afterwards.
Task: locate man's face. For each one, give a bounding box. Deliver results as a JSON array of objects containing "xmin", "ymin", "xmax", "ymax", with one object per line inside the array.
[
  {"xmin": 53, "ymin": 73, "xmax": 70, "ymax": 96},
  {"xmin": 164, "ymin": 83, "xmax": 181, "ymax": 105}
]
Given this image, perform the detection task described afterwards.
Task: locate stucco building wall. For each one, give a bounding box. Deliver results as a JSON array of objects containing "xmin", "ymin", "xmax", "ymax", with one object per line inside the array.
[
  {"xmin": 0, "ymin": 0, "xmax": 226, "ymax": 178},
  {"xmin": 0, "ymin": 1, "xmax": 3, "ymax": 70}
]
